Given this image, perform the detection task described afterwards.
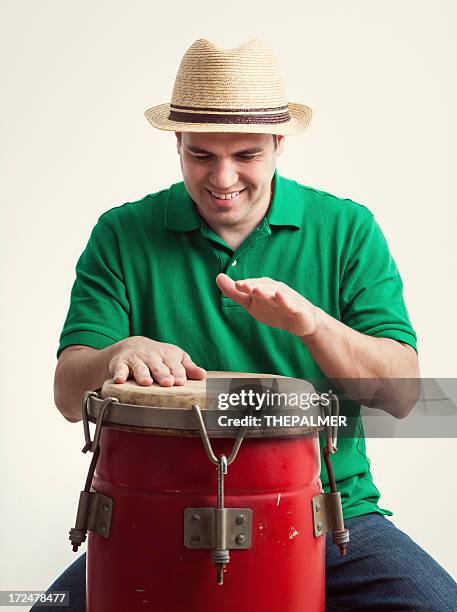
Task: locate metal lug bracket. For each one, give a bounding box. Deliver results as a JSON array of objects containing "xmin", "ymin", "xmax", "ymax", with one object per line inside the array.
[
  {"xmin": 184, "ymin": 508, "xmax": 252, "ymax": 550},
  {"xmin": 72, "ymin": 491, "xmax": 113, "ymax": 539},
  {"xmin": 312, "ymin": 492, "xmax": 345, "ymax": 537}
]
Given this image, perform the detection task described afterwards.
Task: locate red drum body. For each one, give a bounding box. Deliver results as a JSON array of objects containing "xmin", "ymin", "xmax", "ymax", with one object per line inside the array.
[{"xmin": 83, "ymin": 375, "xmax": 327, "ymax": 612}]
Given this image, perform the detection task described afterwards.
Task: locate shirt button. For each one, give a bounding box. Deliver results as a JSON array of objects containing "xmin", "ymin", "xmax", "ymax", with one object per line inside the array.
[{"xmin": 231, "ymin": 259, "xmax": 237, "ymax": 267}]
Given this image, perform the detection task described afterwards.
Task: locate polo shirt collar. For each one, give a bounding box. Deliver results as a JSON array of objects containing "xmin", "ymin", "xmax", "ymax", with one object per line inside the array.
[
  {"xmin": 165, "ymin": 169, "xmax": 302, "ymax": 232},
  {"xmin": 166, "ymin": 180, "xmax": 202, "ymax": 231},
  {"xmin": 266, "ymin": 169, "xmax": 302, "ymax": 229}
]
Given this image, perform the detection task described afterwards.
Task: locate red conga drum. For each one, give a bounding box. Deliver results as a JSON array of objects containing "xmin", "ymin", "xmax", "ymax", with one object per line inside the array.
[{"xmin": 70, "ymin": 372, "xmax": 346, "ymax": 612}]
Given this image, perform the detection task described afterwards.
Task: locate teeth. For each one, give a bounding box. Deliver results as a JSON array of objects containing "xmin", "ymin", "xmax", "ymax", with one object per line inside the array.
[{"xmin": 210, "ymin": 190, "xmax": 241, "ymax": 200}]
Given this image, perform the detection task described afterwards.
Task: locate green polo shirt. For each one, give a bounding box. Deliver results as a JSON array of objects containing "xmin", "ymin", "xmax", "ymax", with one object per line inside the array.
[{"xmin": 58, "ymin": 169, "xmax": 417, "ymax": 519}]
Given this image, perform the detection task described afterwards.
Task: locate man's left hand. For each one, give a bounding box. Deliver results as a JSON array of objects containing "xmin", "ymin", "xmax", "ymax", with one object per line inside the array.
[{"xmin": 216, "ymin": 273, "xmax": 320, "ymax": 337}]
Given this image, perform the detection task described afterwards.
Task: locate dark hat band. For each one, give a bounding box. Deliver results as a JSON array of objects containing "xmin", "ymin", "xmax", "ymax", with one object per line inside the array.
[{"xmin": 168, "ymin": 104, "xmax": 290, "ymax": 125}]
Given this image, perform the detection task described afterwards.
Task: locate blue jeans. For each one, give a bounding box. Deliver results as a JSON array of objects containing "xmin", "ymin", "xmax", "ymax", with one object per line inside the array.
[{"xmin": 32, "ymin": 513, "xmax": 457, "ymax": 611}]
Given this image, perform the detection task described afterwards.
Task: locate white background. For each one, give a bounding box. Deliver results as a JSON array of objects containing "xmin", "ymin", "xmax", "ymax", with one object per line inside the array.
[{"xmin": 1, "ymin": 0, "xmax": 456, "ymax": 605}]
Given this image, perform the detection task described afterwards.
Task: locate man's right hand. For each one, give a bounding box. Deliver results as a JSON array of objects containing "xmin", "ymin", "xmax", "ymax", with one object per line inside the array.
[{"xmin": 108, "ymin": 336, "xmax": 207, "ymax": 386}]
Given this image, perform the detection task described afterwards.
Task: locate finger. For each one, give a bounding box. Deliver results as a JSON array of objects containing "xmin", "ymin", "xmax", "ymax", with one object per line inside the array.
[
  {"xmin": 166, "ymin": 360, "xmax": 187, "ymax": 386},
  {"xmin": 111, "ymin": 361, "xmax": 130, "ymax": 384},
  {"xmin": 235, "ymin": 278, "xmax": 278, "ymax": 295},
  {"xmin": 144, "ymin": 358, "xmax": 175, "ymax": 386},
  {"xmin": 251, "ymin": 285, "xmax": 277, "ymax": 303},
  {"xmin": 130, "ymin": 361, "xmax": 154, "ymax": 386},
  {"xmin": 274, "ymin": 289, "xmax": 302, "ymax": 314},
  {"xmin": 182, "ymin": 353, "xmax": 207, "ymax": 380},
  {"xmin": 216, "ymin": 273, "xmax": 251, "ymax": 307},
  {"xmin": 234, "ymin": 280, "xmax": 254, "ymax": 295}
]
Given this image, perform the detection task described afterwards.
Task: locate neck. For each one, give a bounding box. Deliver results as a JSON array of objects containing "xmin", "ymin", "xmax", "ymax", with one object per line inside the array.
[
  {"xmin": 210, "ymin": 179, "xmax": 275, "ymax": 250},
  {"xmin": 216, "ymin": 219, "xmax": 262, "ymax": 251}
]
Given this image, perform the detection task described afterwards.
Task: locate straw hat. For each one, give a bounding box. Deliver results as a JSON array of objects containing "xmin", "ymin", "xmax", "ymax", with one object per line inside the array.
[{"xmin": 144, "ymin": 38, "xmax": 312, "ymax": 136}]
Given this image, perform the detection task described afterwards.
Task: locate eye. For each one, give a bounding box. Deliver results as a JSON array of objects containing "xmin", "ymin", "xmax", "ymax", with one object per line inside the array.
[{"xmin": 190, "ymin": 153, "xmax": 257, "ymax": 162}]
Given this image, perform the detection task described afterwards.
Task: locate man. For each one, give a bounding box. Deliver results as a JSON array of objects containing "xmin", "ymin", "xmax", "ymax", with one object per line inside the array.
[{"xmin": 37, "ymin": 39, "xmax": 457, "ymax": 611}]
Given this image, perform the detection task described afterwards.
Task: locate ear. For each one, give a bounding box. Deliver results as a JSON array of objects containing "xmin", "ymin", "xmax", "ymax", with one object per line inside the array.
[
  {"xmin": 275, "ymin": 135, "xmax": 286, "ymax": 156},
  {"xmin": 175, "ymin": 131, "xmax": 182, "ymax": 153}
]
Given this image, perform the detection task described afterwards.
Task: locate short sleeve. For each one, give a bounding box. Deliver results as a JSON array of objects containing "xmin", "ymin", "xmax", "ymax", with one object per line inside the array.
[
  {"xmin": 339, "ymin": 214, "xmax": 418, "ymax": 352},
  {"xmin": 57, "ymin": 217, "xmax": 131, "ymax": 358}
]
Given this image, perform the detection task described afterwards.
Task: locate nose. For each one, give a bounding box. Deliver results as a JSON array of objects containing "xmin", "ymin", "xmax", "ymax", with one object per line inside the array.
[{"xmin": 208, "ymin": 159, "xmax": 239, "ymax": 191}]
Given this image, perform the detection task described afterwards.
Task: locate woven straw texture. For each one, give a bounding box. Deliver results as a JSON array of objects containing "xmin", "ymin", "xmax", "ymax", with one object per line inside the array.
[{"xmin": 145, "ymin": 38, "xmax": 312, "ymax": 135}]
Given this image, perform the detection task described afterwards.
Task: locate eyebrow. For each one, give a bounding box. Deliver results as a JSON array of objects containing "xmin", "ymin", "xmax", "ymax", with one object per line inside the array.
[{"xmin": 186, "ymin": 145, "xmax": 264, "ymax": 155}]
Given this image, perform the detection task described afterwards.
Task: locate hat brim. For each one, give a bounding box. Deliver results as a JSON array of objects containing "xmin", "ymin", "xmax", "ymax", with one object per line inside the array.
[{"xmin": 144, "ymin": 102, "xmax": 312, "ymax": 136}]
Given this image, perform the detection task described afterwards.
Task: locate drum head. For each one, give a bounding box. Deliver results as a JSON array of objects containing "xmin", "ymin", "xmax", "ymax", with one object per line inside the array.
[
  {"xmin": 87, "ymin": 371, "xmax": 323, "ymax": 438},
  {"xmin": 101, "ymin": 371, "xmax": 281, "ymax": 409}
]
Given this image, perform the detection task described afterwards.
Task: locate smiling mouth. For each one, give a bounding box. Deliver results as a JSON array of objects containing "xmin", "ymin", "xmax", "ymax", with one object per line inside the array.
[{"xmin": 206, "ymin": 187, "xmax": 247, "ymax": 202}]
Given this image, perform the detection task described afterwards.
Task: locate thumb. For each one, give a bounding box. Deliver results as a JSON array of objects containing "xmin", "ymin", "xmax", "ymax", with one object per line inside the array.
[{"xmin": 182, "ymin": 353, "xmax": 207, "ymax": 380}]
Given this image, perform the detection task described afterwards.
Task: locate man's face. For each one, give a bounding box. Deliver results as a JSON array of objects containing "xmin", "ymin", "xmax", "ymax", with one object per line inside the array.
[{"xmin": 176, "ymin": 131, "xmax": 285, "ymax": 232}]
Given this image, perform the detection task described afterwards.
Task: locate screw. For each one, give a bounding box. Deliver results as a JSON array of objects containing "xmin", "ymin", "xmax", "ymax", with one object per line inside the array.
[
  {"xmin": 103, "ymin": 503, "xmax": 109, "ymax": 512},
  {"xmin": 315, "ymin": 504, "xmax": 320, "ymax": 512},
  {"xmin": 236, "ymin": 514, "xmax": 245, "ymax": 525},
  {"xmin": 191, "ymin": 514, "xmax": 201, "ymax": 524},
  {"xmin": 100, "ymin": 522, "xmax": 106, "ymax": 532},
  {"xmin": 317, "ymin": 522, "xmax": 322, "ymax": 531},
  {"xmin": 236, "ymin": 534, "xmax": 245, "ymax": 545},
  {"xmin": 191, "ymin": 534, "xmax": 200, "ymax": 544}
]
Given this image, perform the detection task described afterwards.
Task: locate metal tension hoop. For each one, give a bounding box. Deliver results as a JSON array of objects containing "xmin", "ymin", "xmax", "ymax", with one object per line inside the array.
[
  {"xmin": 68, "ymin": 392, "xmax": 118, "ymax": 552},
  {"xmin": 312, "ymin": 391, "xmax": 350, "ymax": 556},
  {"xmin": 188, "ymin": 404, "xmax": 253, "ymax": 586}
]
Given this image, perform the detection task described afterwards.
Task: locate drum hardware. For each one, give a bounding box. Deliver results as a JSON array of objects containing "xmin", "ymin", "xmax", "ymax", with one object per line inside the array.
[
  {"xmin": 69, "ymin": 392, "xmax": 118, "ymax": 552},
  {"xmin": 184, "ymin": 508, "xmax": 252, "ymax": 550},
  {"xmin": 187, "ymin": 404, "xmax": 253, "ymax": 586},
  {"xmin": 312, "ymin": 392, "xmax": 350, "ymax": 556},
  {"xmin": 325, "ymin": 391, "xmax": 339, "ymax": 454}
]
